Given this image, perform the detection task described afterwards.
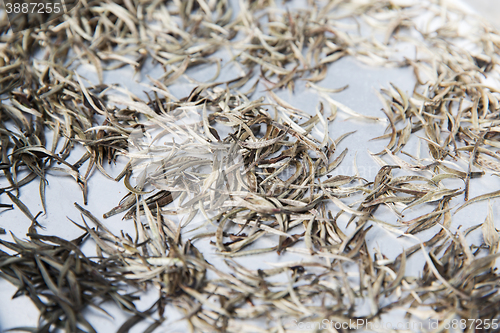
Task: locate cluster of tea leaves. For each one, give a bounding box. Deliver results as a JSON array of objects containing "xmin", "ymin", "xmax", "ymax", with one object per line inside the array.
[{"xmin": 1, "ymin": 0, "xmax": 500, "ymax": 332}]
